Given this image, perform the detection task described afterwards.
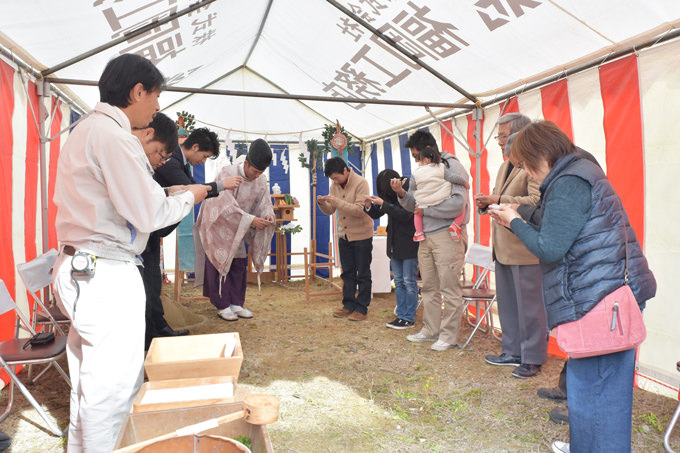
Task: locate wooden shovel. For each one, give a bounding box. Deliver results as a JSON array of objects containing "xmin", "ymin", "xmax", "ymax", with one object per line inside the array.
[{"xmin": 113, "ymin": 394, "xmax": 279, "ymax": 453}]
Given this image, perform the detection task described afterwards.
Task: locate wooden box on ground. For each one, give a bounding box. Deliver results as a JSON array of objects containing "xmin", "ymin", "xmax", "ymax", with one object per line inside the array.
[
  {"xmin": 133, "ymin": 376, "xmax": 238, "ymax": 413},
  {"xmin": 114, "ymin": 402, "xmax": 273, "ymax": 453},
  {"xmin": 144, "ymin": 333, "xmax": 243, "ymax": 381}
]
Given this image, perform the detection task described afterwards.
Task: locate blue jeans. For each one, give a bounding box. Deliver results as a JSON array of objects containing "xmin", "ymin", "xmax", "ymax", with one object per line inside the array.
[
  {"xmin": 567, "ymin": 348, "xmax": 636, "ymax": 452},
  {"xmin": 391, "ymin": 258, "xmax": 418, "ymax": 322},
  {"xmin": 338, "ymin": 237, "xmax": 373, "ymax": 314}
]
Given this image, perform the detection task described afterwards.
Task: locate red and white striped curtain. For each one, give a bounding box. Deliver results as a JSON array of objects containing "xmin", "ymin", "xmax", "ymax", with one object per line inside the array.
[
  {"xmin": 0, "ymin": 57, "xmax": 71, "ymax": 350},
  {"xmin": 432, "ymin": 40, "xmax": 679, "ymax": 398}
]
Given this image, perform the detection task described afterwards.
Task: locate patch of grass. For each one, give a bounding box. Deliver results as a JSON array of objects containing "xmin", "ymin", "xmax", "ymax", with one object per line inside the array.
[
  {"xmin": 392, "ymin": 404, "xmax": 409, "ymax": 420},
  {"xmin": 395, "ymin": 434, "xmax": 416, "ymax": 443},
  {"xmin": 234, "ymin": 435, "xmax": 251, "ymax": 449},
  {"xmin": 396, "ymin": 389, "xmax": 417, "ymax": 399},
  {"xmin": 516, "ymin": 431, "xmax": 541, "ymax": 443},
  {"xmin": 463, "ymin": 388, "xmax": 482, "ymax": 398},
  {"xmin": 639, "ymin": 412, "xmax": 664, "ymax": 433},
  {"xmin": 492, "ymin": 410, "xmax": 504, "ymax": 418},
  {"xmin": 451, "ymin": 400, "xmax": 467, "ymax": 412}
]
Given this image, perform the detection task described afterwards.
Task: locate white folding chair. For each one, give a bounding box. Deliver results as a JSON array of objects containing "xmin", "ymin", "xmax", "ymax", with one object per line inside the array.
[
  {"xmin": 16, "ymin": 249, "xmax": 69, "ymax": 334},
  {"xmin": 664, "ymin": 361, "xmax": 680, "ymax": 452},
  {"xmin": 0, "ymin": 279, "xmax": 68, "ymax": 436},
  {"xmin": 460, "ymin": 244, "xmax": 500, "ymax": 349},
  {"xmin": 16, "ymin": 249, "xmax": 70, "ymax": 382}
]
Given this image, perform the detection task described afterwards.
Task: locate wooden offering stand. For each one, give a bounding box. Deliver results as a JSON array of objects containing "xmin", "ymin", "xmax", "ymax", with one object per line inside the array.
[
  {"xmin": 247, "ymin": 194, "xmax": 300, "ymax": 284},
  {"xmin": 270, "ymin": 194, "xmax": 299, "ymax": 282}
]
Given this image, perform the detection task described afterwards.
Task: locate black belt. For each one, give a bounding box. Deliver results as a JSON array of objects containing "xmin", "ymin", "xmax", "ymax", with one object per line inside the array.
[{"xmin": 63, "ymin": 245, "xmax": 77, "ymax": 256}]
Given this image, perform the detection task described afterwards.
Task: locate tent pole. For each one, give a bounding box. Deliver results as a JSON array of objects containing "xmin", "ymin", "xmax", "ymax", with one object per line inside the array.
[
  {"xmin": 44, "ymin": 77, "xmax": 471, "ymax": 110},
  {"xmin": 473, "ymin": 107, "xmax": 483, "ymax": 244},
  {"xmin": 38, "ymin": 80, "xmax": 50, "ymax": 254}
]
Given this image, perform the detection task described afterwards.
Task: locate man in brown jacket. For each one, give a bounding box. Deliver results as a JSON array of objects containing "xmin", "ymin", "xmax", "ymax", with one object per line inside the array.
[
  {"xmin": 475, "ymin": 113, "xmax": 547, "ymax": 378},
  {"xmin": 318, "ymin": 157, "xmax": 374, "ymax": 321}
]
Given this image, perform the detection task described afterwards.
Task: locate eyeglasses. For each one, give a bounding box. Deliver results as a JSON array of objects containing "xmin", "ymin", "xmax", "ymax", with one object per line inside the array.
[
  {"xmin": 494, "ymin": 134, "xmax": 510, "ymax": 141},
  {"xmin": 159, "ymin": 152, "xmax": 172, "ymax": 163}
]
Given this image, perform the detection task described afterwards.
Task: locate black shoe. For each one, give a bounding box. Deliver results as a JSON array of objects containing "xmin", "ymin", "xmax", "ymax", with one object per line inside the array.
[
  {"xmin": 538, "ymin": 386, "xmax": 567, "ymax": 402},
  {"xmin": 484, "ymin": 353, "xmax": 521, "ymax": 366},
  {"xmin": 549, "ymin": 406, "xmax": 569, "ymax": 425},
  {"xmin": 512, "ymin": 363, "xmax": 542, "ymax": 378},
  {"xmin": 386, "ymin": 318, "xmax": 415, "ymax": 330},
  {"xmin": 0, "ymin": 430, "xmax": 10, "ymax": 451},
  {"xmin": 157, "ymin": 326, "xmax": 190, "ymax": 337}
]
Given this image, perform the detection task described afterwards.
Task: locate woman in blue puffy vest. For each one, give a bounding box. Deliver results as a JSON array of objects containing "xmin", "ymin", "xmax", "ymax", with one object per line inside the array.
[{"xmin": 490, "ymin": 120, "xmax": 656, "ymax": 453}]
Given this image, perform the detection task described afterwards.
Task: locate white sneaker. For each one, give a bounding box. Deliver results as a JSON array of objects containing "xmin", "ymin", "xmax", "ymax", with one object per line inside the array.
[
  {"xmin": 430, "ymin": 340, "xmax": 458, "ymax": 351},
  {"xmin": 218, "ymin": 308, "xmax": 238, "ymax": 321},
  {"xmin": 551, "ymin": 441, "xmax": 570, "ymax": 453},
  {"xmin": 230, "ymin": 305, "xmax": 253, "ymax": 318},
  {"xmin": 406, "ymin": 332, "xmax": 437, "ymax": 343}
]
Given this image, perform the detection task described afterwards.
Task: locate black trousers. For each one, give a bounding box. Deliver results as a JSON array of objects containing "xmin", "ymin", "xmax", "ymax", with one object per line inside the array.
[
  {"xmin": 338, "ymin": 237, "xmax": 373, "ymax": 315},
  {"xmin": 559, "ymin": 360, "xmax": 567, "ymax": 394},
  {"xmin": 139, "ymin": 231, "xmax": 169, "ymax": 349}
]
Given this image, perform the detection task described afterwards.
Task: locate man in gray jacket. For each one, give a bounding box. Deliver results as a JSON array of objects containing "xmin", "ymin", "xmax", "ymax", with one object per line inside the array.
[{"xmin": 392, "ymin": 131, "xmax": 470, "ymax": 351}]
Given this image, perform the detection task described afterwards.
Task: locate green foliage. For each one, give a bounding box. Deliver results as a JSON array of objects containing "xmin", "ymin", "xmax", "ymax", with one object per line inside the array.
[
  {"xmin": 299, "ymin": 123, "xmax": 357, "ymax": 171},
  {"xmin": 392, "ymin": 404, "xmax": 409, "ymax": 420},
  {"xmin": 451, "ymin": 400, "xmax": 467, "ymax": 412},
  {"xmin": 463, "ymin": 388, "xmax": 483, "ymax": 398},
  {"xmin": 234, "ymin": 435, "xmax": 251, "ymax": 449},
  {"xmin": 299, "ymin": 139, "xmax": 325, "ymax": 170},
  {"xmin": 276, "ymin": 223, "xmax": 303, "ymax": 235},
  {"xmin": 175, "ymin": 111, "xmax": 196, "ymax": 133},
  {"xmin": 639, "ymin": 412, "xmax": 664, "ymax": 433},
  {"xmin": 396, "ymin": 389, "xmax": 418, "ymax": 399},
  {"xmin": 321, "ymin": 123, "xmax": 353, "ymax": 153}
]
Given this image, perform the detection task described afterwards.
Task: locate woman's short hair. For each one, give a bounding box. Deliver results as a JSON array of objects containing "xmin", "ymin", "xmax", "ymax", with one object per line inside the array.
[
  {"xmin": 98, "ymin": 54, "xmax": 165, "ymax": 108},
  {"xmin": 376, "ymin": 169, "xmax": 401, "ymax": 201},
  {"xmin": 511, "ymin": 120, "xmax": 577, "ymax": 172}
]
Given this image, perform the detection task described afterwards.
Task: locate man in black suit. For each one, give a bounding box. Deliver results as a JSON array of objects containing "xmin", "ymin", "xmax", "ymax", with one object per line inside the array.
[{"xmin": 142, "ymin": 127, "xmax": 242, "ymax": 348}]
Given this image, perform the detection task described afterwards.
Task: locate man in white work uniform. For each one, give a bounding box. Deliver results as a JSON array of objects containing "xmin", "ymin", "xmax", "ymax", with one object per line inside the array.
[{"xmin": 51, "ymin": 53, "xmax": 209, "ymax": 452}]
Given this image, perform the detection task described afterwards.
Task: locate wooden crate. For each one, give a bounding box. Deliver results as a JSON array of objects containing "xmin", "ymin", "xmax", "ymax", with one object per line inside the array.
[
  {"xmin": 145, "ymin": 333, "xmax": 243, "ymax": 381},
  {"xmin": 133, "ymin": 376, "xmax": 237, "ymax": 413},
  {"xmin": 114, "ymin": 402, "xmax": 273, "ymax": 453}
]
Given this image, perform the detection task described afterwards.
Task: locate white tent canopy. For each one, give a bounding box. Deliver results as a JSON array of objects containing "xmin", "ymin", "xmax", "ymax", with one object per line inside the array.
[
  {"xmin": 1, "ymin": 1, "xmax": 679, "ymax": 400},
  {"xmin": 2, "ymin": 0, "xmax": 679, "ymax": 140}
]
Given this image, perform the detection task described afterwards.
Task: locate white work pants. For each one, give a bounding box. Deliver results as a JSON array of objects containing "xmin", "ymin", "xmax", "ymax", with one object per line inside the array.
[{"xmin": 53, "ymin": 253, "xmax": 145, "ymax": 453}]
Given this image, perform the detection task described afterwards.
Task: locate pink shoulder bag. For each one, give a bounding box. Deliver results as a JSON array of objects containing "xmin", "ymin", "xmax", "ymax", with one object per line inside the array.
[{"xmin": 555, "ymin": 211, "xmax": 646, "ymax": 359}]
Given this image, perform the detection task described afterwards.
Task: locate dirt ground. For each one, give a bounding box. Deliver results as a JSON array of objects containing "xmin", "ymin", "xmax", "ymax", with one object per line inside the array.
[{"xmin": 2, "ymin": 278, "xmax": 678, "ymax": 452}]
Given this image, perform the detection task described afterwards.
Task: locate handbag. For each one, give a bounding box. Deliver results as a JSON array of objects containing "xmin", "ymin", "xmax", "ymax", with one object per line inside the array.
[
  {"xmin": 22, "ymin": 331, "xmax": 55, "ymax": 350},
  {"xmin": 555, "ymin": 206, "xmax": 646, "ymax": 359}
]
